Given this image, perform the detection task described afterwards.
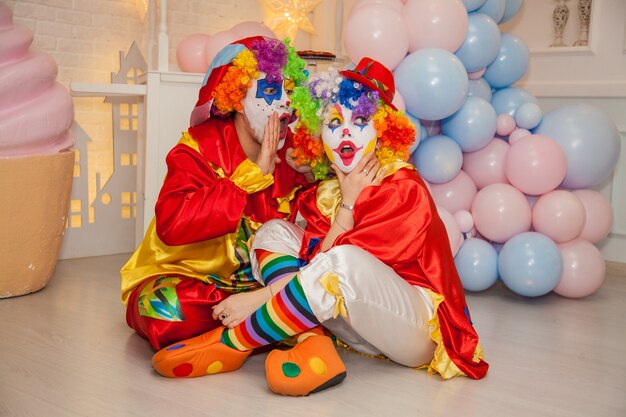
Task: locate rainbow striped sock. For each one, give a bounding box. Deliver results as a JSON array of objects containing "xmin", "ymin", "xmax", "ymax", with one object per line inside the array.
[
  {"xmin": 255, "ymin": 249, "xmax": 300, "ymax": 285},
  {"xmin": 221, "ymin": 275, "xmax": 319, "ymax": 351}
]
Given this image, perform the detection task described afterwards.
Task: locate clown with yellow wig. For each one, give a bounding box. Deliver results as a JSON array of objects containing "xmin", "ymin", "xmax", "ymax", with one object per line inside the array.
[{"xmin": 149, "ymin": 57, "xmax": 488, "ymax": 396}]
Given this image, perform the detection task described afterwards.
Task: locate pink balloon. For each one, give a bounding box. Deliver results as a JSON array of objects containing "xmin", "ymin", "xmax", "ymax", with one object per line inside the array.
[
  {"xmin": 176, "ymin": 33, "xmax": 210, "ymax": 73},
  {"xmin": 206, "ymin": 31, "xmax": 239, "ymax": 69},
  {"xmin": 344, "ymin": 4, "xmax": 409, "ymax": 70},
  {"xmin": 571, "ymin": 189, "xmax": 614, "ymax": 243},
  {"xmin": 430, "ymin": 169, "xmax": 477, "ymax": 213},
  {"xmin": 532, "ymin": 190, "xmax": 586, "ymax": 243},
  {"xmin": 230, "ymin": 21, "xmax": 276, "ymax": 39},
  {"xmin": 471, "ymin": 183, "xmax": 531, "ymax": 243},
  {"xmin": 505, "ymin": 134, "xmax": 567, "ymax": 195},
  {"xmin": 437, "ymin": 206, "xmax": 463, "ymax": 256},
  {"xmin": 555, "ymin": 238, "xmax": 606, "ymax": 298},
  {"xmin": 403, "ymin": 0, "xmax": 468, "ymax": 53},
  {"xmin": 392, "ymin": 90, "xmax": 406, "ymax": 111},
  {"xmin": 508, "ymin": 128, "xmax": 531, "ymax": 144},
  {"xmin": 467, "ymin": 68, "xmax": 486, "ymax": 80},
  {"xmin": 462, "ymin": 138, "xmax": 510, "ymax": 189},
  {"xmin": 350, "ymin": 0, "xmax": 404, "ymax": 15},
  {"xmin": 496, "ymin": 113, "xmax": 516, "ymax": 136},
  {"xmin": 454, "ymin": 209, "xmax": 474, "ymax": 233}
]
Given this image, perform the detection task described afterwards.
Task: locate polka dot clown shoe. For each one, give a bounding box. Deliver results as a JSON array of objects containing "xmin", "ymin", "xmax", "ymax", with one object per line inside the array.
[
  {"xmin": 265, "ymin": 334, "xmax": 347, "ymax": 396},
  {"xmin": 152, "ymin": 326, "xmax": 251, "ymax": 378}
]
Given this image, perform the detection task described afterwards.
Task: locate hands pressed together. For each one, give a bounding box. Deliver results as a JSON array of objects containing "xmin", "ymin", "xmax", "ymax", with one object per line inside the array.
[{"xmin": 255, "ymin": 112, "xmax": 281, "ymax": 176}]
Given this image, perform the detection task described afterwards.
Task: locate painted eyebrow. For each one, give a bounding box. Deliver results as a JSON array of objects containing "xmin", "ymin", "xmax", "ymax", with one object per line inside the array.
[{"xmin": 330, "ymin": 103, "xmax": 344, "ymax": 119}]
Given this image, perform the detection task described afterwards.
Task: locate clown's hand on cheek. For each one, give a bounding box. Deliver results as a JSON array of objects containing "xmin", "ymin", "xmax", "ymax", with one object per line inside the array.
[
  {"xmin": 255, "ymin": 112, "xmax": 282, "ymax": 176},
  {"xmin": 333, "ymin": 152, "xmax": 386, "ymax": 206}
]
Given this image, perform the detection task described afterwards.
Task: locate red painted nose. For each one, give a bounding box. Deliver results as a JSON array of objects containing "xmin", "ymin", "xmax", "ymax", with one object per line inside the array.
[{"xmin": 342, "ymin": 128, "xmax": 350, "ymax": 135}]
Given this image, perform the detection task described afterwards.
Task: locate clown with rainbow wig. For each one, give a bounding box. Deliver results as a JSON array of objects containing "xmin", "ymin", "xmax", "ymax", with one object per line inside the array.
[{"xmin": 146, "ymin": 56, "xmax": 488, "ymax": 397}]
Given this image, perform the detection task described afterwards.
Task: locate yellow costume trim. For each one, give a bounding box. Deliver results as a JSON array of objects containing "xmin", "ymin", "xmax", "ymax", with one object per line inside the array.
[
  {"xmin": 179, "ymin": 131, "xmax": 227, "ymax": 178},
  {"xmin": 319, "ymin": 272, "xmax": 347, "ymax": 319},
  {"xmin": 316, "ymin": 179, "xmax": 343, "ymax": 222},
  {"xmin": 416, "ymin": 288, "xmax": 485, "ymax": 379},
  {"xmin": 315, "ymin": 160, "xmax": 414, "ymax": 221},
  {"xmin": 380, "ymin": 159, "xmax": 414, "ymax": 176},
  {"xmin": 120, "ymin": 216, "xmax": 264, "ymax": 304},
  {"xmin": 277, "ymin": 185, "xmax": 302, "ymax": 215},
  {"xmin": 230, "ymin": 159, "xmax": 274, "ymax": 193},
  {"xmin": 178, "ymin": 131, "xmax": 201, "ymax": 154}
]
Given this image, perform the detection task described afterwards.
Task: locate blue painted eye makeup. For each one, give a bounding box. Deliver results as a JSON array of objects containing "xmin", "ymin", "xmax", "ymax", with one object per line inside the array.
[
  {"xmin": 353, "ymin": 115, "xmax": 370, "ymax": 131},
  {"xmin": 256, "ymin": 77, "xmax": 283, "ymax": 105}
]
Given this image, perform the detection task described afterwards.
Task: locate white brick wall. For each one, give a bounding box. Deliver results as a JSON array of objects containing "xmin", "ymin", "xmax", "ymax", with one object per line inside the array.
[{"xmin": 5, "ymin": 0, "xmax": 263, "ymax": 207}]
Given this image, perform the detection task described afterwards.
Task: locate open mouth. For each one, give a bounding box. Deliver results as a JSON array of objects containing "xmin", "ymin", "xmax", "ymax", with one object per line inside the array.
[
  {"xmin": 333, "ymin": 140, "xmax": 363, "ymax": 166},
  {"xmin": 279, "ymin": 113, "xmax": 291, "ymax": 140}
]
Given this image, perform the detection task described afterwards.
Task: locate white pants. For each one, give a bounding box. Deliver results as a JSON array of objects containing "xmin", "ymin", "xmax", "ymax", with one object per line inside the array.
[{"xmin": 251, "ymin": 219, "xmax": 435, "ymax": 367}]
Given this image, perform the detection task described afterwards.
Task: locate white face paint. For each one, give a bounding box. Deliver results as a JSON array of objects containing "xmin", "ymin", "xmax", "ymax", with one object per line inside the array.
[
  {"xmin": 242, "ymin": 71, "xmax": 294, "ymax": 149},
  {"xmin": 321, "ymin": 103, "xmax": 377, "ymax": 173}
]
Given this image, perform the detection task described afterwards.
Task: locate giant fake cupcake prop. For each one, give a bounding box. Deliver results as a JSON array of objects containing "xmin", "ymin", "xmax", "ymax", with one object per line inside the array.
[{"xmin": 0, "ymin": 3, "xmax": 74, "ymax": 297}]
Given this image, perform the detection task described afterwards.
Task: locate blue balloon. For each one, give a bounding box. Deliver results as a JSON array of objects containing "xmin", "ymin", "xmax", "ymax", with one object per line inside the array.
[
  {"xmin": 468, "ymin": 78, "xmax": 493, "ymax": 102},
  {"xmin": 514, "ymin": 102, "xmax": 542, "ymax": 129},
  {"xmin": 405, "ymin": 112, "xmax": 422, "ymax": 155},
  {"xmin": 454, "ymin": 238, "xmax": 499, "ymax": 291},
  {"xmin": 442, "ymin": 97, "xmax": 497, "ymax": 152},
  {"xmin": 476, "ymin": 0, "xmax": 506, "ymax": 23},
  {"xmin": 498, "ymin": 232, "xmax": 562, "ymax": 297},
  {"xmin": 455, "ymin": 13, "xmax": 501, "ymax": 73},
  {"xmin": 463, "ymin": 0, "xmax": 487, "ymax": 12},
  {"xmin": 483, "ymin": 33, "xmax": 529, "ymax": 89},
  {"xmin": 534, "ymin": 103, "xmax": 621, "ymax": 189},
  {"xmin": 395, "ymin": 49, "xmax": 469, "ymax": 121},
  {"xmin": 501, "ymin": 0, "xmax": 524, "ymax": 23},
  {"xmin": 490, "ymin": 87, "xmax": 537, "ymax": 116},
  {"xmin": 412, "ymin": 135, "xmax": 463, "ymax": 184}
]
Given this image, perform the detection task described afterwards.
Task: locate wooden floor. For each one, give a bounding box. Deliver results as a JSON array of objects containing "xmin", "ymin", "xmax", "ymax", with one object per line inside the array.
[{"xmin": 1, "ymin": 253, "xmax": 625, "ymax": 417}]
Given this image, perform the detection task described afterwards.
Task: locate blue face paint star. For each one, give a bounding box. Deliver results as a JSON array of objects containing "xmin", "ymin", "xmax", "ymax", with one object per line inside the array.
[{"xmin": 256, "ymin": 77, "xmax": 283, "ymax": 105}]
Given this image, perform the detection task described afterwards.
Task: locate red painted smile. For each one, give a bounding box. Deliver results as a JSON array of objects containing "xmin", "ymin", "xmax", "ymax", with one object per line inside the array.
[{"xmin": 333, "ymin": 140, "xmax": 363, "ymax": 166}]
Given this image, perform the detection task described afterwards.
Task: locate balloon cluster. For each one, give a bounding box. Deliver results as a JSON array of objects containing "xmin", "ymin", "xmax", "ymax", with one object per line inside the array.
[
  {"xmin": 344, "ymin": 0, "xmax": 621, "ymax": 298},
  {"xmin": 176, "ymin": 22, "xmax": 276, "ymax": 73}
]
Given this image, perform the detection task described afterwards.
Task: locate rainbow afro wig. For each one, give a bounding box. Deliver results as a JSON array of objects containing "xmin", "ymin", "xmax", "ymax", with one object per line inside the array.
[
  {"xmin": 190, "ymin": 36, "xmax": 307, "ymax": 127},
  {"xmin": 290, "ymin": 67, "xmax": 416, "ymax": 180}
]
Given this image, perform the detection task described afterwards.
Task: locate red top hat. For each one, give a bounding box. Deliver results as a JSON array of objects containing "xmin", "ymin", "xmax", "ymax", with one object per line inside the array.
[{"xmin": 340, "ymin": 57, "xmax": 397, "ymax": 111}]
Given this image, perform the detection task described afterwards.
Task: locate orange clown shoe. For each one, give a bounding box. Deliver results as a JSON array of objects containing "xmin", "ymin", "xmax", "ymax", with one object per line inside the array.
[
  {"xmin": 265, "ymin": 334, "xmax": 347, "ymax": 396},
  {"xmin": 152, "ymin": 326, "xmax": 251, "ymax": 378}
]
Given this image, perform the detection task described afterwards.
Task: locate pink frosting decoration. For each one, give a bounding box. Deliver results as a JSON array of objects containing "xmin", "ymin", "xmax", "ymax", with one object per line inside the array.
[{"xmin": 0, "ymin": 3, "xmax": 74, "ymax": 157}]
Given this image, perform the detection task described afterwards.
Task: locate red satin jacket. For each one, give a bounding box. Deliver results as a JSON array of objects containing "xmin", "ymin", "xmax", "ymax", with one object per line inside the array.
[{"xmin": 298, "ymin": 167, "xmax": 489, "ymax": 379}]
